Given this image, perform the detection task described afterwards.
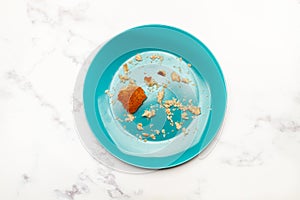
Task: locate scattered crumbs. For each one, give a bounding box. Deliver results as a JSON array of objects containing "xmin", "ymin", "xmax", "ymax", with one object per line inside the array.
[
  {"xmin": 105, "ymin": 90, "xmax": 113, "ymax": 98},
  {"xmin": 142, "ymin": 133, "xmax": 149, "ymax": 137},
  {"xmin": 182, "ymin": 127, "xmax": 188, "ymax": 135},
  {"xmin": 157, "ymin": 89, "xmax": 165, "ymax": 104},
  {"xmin": 187, "ymin": 63, "xmax": 191, "ymax": 67},
  {"xmin": 188, "ymin": 99, "xmax": 193, "ymax": 105},
  {"xmin": 157, "ymin": 70, "xmax": 166, "ymax": 76},
  {"xmin": 142, "ymin": 109, "xmax": 156, "ymax": 118},
  {"xmin": 171, "ymin": 71, "xmax": 181, "ymax": 82},
  {"xmin": 111, "ymin": 100, "xmax": 115, "ymax": 105},
  {"xmin": 150, "ymin": 134, "xmax": 156, "ymax": 140},
  {"xmin": 159, "ymin": 56, "xmax": 164, "ymax": 62},
  {"xmin": 154, "ymin": 130, "xmax": 160, "ymax": 135},
  {"xmin": 175, "ymin": 122, "xmax": 182, "ymax": 130},
  {"xmin": 149, "ymin": 124, "xmax": 154, "ymax": 128},
  {"xmin": 181, "ymin": 112, "xmax": 189, "ymax": 120},
  {"xmin": 129, "ymin": 79, "xmax": 136, "ymax": 85},
  {"xmin": 138, "ymin": 135, "xmax": 142, "ymax": 140},
  {"xmin": 161, "ymin": 129, "xmax": 166, "ymax": 134},
  {"xmin": 182, "ymin": 78, "xmax": 190, "ymax": 84},
  {"xmin": 191, "ymin": 83, "xmax": 196, "ymax": 86},
  {"xmin": 143, "ymin": 139, "xmax": 147, "ymax": 142},
  {"xmin": 125, "ymin": 114, "xmax": 135, "ymax": 122},
  {"xmin": 144, "ymin": 76, "xmax": 158, "ymax": 87},
  {"xmin": 163, "ymin": 83, "xmax": 168, "ymax": 88},
  {"xmin": 123, "ymin": 63, "xmax": 129, "ymax": 74},
  {"xmin": 137, "ymin": 123, "xmax": 143, "ymax": 130},
  {"xmin": 188, "ymin": 105, "xmax": 201, "ymax": 115},
  {"xmin": 165, "ymin": 108, "xmax": 171, "ymax": 115},
  {"xmin": 150, "ymin": 54, "xmax": 159, "ymax": 60},
  {"xmin": 179, "ymin": 57, "xmax": 182, "ymax": 61},
  {"xmin": 128, "ymin": 60, "xmax": 133, "ymax": 64},
  {"xmin": 135, "ymin": 54, "xmax": 142, "ymax": 61},
  {"xmin": 115, "ymin": 117, "xmax": 124, "ymax": 122},
  {"xmin": 118, "ymin": 74, "xmax": 130, "ymax": 83}
]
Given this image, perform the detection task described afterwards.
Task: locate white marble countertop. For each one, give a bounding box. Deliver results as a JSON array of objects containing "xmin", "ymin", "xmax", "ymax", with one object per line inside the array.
[{"xmin": 1, "ymin": 0, "xmax": 300, "ymax": 199}]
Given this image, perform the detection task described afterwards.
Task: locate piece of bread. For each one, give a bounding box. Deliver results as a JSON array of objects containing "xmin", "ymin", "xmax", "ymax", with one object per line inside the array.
[{"xmin": 117, "ymin": 85, "xmax": 147, "ymax": 114}]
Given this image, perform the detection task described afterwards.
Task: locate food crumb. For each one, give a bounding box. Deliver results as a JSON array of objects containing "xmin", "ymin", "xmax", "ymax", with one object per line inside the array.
[
  {"xmin": 149, "ymin": 124, "xmax": 154, "ymax": 128},
  {"xmin": 157, "ymin": 70, "xmax": 166, "ymax": 76},
  {"xmin": 182, "ymin": 78, "xmax": 190, "ymax": 84},
  {"xmin": 150, "ymin": 54, "xmax": 158, "ymax": 60},
  {"xmin": 171, "ymin": 71, "xmax": 181, "ymax": 82},
  {"xmin": 157, "ymin": 89, "xmax": 165, "ymax": 104},
  {"xmin": 143, "ymin": 139, "xmax": 147, "ymax": 142},
  {"xmin": 142, "ymin": 133, "xmax": 149, "ymax": 137},
  {"xmin": 123, "ymin": 63, "xmax": 129, "ymax": 74},
  {"xmin": 150, "ymin": 134, "xmax": 156, "ymax": 140},
  {"xmin": 187, "ymin": 63, "xmax": 191, "ymax": 67},
  {"xmin": 161, "ymin": 129, "xmax": 166, "ymax": 134},
  {"xmin": 142, "ymin": 109, "xmax": 156, "ymax": 118},
  {"xmin": 105, "ymin": 90, "xmax": 113, "ymax": 98},
  {"xmin": 125, "ymin": 114, "xmax": 135, "ymax": 122},
  {"xmin": 175, "ymin": 122, "xmax": 182, "ymax": 130},
  {"xmin": 181, "ymin": 112, "xmax": 189, "ymax": 120},
  {"xmin": 135, "ymin": 54, "xmax": 142, "ymax": 61},
  {"xmin": 165, "ymin": 108, "xmax": 171, "ymax": 115},
  {"xmin": 188, "ymin": 105, "xmax": 201, "ymax": 115},
  {"xmin": 118, "ymin": 74, "xmax": 130, "ymax": 83},
  {"xmin": 154, "ymin": 130, "xmax": 160, "ymax": 135},
  {"xmin": 144, "ymin": 76, "xmax": 158, "ymax": 87},
  {"xmin": 182, "ymin": 127, "xmax": 188, "ymax": 135},
  {"xmin": 137, "ymin": 123, "xmax": 143, "ymax": 130}
]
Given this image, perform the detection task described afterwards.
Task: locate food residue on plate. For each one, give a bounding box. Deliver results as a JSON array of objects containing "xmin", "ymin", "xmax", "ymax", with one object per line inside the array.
[
  {"xmin": 157, "ymin": 89, "xmax": 165, "ymax": 104},
  {"xmin": 157, "ymin": 70, "xmax": 166, "ymax": 76},
  {"xmin": 171, "ymin": 71, "xmax": 181, "ymax": 82},
  {"xmin": 142, "ymin": 109, "xmax": 156, "ymax": 118},
  {"xmin": 123, "ymin": 63, "xmax": 129, "ymax": 74},
  {"xmin": 137, "ymin": 123, "xmax": 143, "ymax": 130},
  {"xmin": 125, "ymin": 114, "xmax": 135, "ymax": 122},
  {"xmin": 135, "ymin": 54, "xmax": 142, "ymax": 61}
]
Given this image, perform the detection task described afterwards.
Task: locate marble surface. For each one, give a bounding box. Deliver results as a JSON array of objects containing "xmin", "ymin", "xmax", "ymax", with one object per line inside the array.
[{"xmin": 1, "ymin": 0, "xmax": 300, "ymax": 199}]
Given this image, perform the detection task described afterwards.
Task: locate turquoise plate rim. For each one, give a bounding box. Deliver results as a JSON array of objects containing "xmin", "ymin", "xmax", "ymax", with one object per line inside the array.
[{"xmin": 83, "ymin": 24, "xmax": 227, "ymax": 169}]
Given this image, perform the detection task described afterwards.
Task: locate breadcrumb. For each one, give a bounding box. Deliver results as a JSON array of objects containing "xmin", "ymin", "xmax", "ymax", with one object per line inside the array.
[
  {"xmin": 142, "ymin": 133, "xmax": 149, "ymax": 137},
  {"xmin": 137, "ymin": 123, "xmax": 143, "ymax": 130},
  {"xmin": 125, "ymin": 114, "xmax": 135, "ymax": 122},
  {"xmin": 175, "ymin": 122, "xmax": 182, "ymax": 130},
  {"xmin": 157, "ymin": 70, "xmax": 166, "ymax": 76},
  {"xmin": 188, "ymin": 105, "xmax": 201, "ymax": 115},
  {"xmin": 181, "ymin": 112, "xmax": 189, "ymax": 120},
  {"xmin": 171, "ymin": 71, "xmax": 181, "ymax": 82},
  {"xmin": 142, "ymin": 109, "xmax": 156, "ymax": 118},
  {"xmin": 123, "ymin": 63, "xmax": 129, "ymax": 74},
  {"xmin": 105, "ymin": 90, "xmax": 113, "ymax": 98},
  {"xmin": 157, "ymin": 89, "xmax": 165, "ymax": 104},
  {"xmin": 118, "ymin": 74, "xmax": 130, "ymax": 83},
  {"xmin": 135, "ymin": 54, "xmax": 142, "ymax": 61}
]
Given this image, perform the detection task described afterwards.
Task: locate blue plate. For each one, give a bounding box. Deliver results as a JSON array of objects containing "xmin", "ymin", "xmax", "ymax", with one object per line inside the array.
[{"xmin": 83, "ymin": 25, "xmax": 227, "ymax": 169}]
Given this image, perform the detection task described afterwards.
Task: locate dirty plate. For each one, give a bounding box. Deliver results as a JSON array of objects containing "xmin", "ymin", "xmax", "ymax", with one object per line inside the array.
[{"xmin": 83, "ymin": 25, "xmax": 227, "ymax": 169}]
